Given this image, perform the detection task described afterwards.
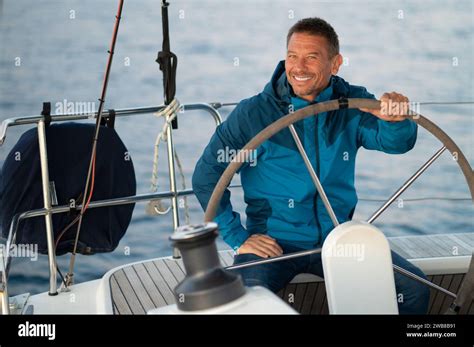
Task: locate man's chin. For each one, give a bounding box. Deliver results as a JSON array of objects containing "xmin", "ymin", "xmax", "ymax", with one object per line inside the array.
[{"xmin": 293, "ymin": 90, "xmax": 315, "ymax": 100}]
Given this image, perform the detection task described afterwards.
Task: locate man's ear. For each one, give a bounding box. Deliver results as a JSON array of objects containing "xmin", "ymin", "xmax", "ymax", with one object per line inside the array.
[{"xmin": 331, "ymin": 54, "xmax": 343, "ymax": 75}]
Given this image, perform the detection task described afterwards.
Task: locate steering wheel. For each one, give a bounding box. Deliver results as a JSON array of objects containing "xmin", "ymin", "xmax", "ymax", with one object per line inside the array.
[
  {"xmin": 205, "ymin": 98, "xmax": 473, "ymax": 224},
  {"xmin": 202, "ymin": 97, "xmax": 474, "ymax": 304}
]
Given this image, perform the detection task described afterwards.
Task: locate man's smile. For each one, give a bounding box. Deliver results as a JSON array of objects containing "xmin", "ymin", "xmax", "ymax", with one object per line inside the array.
[{"xmin": 292, "ymin": 74, "xmax": 312, "ymax": 82}]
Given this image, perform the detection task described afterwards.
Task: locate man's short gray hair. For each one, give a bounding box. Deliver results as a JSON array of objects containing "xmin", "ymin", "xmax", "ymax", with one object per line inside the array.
[{"xmin": 287, "ymin": 17, "xmax": 340, "ymax": 57}]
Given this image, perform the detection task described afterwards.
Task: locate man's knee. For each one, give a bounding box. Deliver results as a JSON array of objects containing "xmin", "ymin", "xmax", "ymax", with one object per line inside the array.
[
  {"xmin": 233, "ymin": 253, "xmax": 262, "ymax": 265},
  {"xmin": 241, "ymin": 278, "xmax": 273, "ymax": 291},
  {"xmin": 231, "ymin": 253, "xmax": 269, "ymax": 286},
  {"xmin": 230, "ymin": 253, "xmax": 293, "ymax": 293}
]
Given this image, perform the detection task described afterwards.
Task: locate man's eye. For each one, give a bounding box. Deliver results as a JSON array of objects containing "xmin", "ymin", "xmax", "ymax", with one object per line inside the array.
[
  {"xmin": 287, "ymin": 55, "xmax": 296, "ymax": 59},
  {"xmin": 307, "ymin": 56, "xmax": 317, "ymax": 60}
]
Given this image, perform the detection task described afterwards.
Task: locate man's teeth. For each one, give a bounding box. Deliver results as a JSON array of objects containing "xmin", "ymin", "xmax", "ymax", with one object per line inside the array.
[{"xmin": 294, "ymin": 76, "xmax": 311, "ymax": 81}]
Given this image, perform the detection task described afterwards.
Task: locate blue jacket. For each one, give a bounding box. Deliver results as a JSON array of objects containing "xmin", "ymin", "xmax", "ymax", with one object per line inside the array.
[{"xmin": 192, "ymin": 61, "xmax": 417, "ymax": 251}]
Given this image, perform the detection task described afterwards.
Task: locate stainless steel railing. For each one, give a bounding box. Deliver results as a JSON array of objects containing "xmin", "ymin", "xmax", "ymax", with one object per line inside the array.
[{"xmin": 0, "ymin": 102, "xmax": 224, "ymax": 314}]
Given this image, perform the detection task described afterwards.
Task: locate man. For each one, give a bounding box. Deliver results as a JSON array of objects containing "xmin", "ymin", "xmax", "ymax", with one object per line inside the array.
[{"xmin": 192, "ymin": 17, "xmax": 430, "ymax": 314}]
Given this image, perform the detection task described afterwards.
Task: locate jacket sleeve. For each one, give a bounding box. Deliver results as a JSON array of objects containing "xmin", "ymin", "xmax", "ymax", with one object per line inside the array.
[
  {"xmin": 192, "ymin": 102, "xmax": 252, "ymax": 251},
  {"xmin": 355, "ymin": 88, "xmax": 418, "ymax": 154}
]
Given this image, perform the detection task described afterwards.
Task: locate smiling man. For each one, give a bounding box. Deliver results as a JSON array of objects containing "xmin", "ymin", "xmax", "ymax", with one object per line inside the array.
[{"xmin": 192, "ymin": 17, "xmax": 430, "ymax": 314}]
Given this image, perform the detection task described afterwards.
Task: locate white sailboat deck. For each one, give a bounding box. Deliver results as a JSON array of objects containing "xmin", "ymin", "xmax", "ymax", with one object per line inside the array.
[{"xmin": 109, "ymin": 232, "xmax": 474, "ymax": 314}]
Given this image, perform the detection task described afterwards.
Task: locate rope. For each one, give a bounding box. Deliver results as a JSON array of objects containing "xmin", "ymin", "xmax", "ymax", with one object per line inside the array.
[{"xmin": 147, "ymin": 98, "xmax": 189, "ymax": 224}]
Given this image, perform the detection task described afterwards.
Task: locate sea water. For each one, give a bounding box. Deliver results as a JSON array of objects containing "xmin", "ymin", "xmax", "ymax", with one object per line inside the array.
[{"xmin": 0, "ymin": 0, "xmax": 472, "ymax": 295}]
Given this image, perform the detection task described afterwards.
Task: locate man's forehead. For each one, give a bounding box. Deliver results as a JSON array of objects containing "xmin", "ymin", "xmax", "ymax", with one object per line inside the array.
[
  {"xmin": 287, "ymin": 33, "xmax": 329, "ymax": 52},
  {"xmin": 287, "ymin": 49, "xmax": 322, "ymax": 54}
]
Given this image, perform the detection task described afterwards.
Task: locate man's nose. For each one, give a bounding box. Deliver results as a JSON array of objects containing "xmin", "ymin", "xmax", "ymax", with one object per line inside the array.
[{"xmin": 294, "ymin": 57, "xmax": 307, "ymax": 70}]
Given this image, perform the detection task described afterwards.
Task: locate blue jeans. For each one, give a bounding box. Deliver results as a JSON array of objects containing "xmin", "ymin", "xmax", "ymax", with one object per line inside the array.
[{"xmin": 231, "ymin": 243, "xmax": 430, "ymax": 314}]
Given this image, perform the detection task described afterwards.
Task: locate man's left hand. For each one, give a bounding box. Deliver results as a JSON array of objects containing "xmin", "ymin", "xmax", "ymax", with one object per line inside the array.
[{"xmin": 359, "ymin": 92, "xmax": 410, "ymax": 122}]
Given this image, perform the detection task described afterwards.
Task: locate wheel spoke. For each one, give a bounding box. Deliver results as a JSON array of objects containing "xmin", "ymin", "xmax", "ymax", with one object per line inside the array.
[
  {"xmin": 288, "ymin": 124, "xmax": 339, "ymax": 227},
  {"xmin": 367, "ymin": 145, "xmax": 447, "ymax": 224},
  {"xmin": 224, "ymin": 248, "xmax": 457, "ymax": 299},
  {"xmin": 393, "ymin": 264, "xmax": 456, "ymax": 298},
  {"xmin": 226, "ymin": 247, "xmax": 323, "ymax": 271}
]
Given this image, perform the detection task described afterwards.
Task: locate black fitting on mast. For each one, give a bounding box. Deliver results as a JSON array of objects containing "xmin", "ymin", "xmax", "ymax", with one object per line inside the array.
[
  {"xmin": 156, "ymin": 0, "xmax": 178, "ymax": 129},
  {"xmin": 41, "ymin": 102, "xmax": 52, "ymax": 127}
]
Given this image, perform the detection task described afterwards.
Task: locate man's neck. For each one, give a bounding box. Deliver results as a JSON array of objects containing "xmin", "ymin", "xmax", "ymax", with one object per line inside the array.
[{"xmin": 293, "ymin": 78, "xmax": 332, "ymax": 103}]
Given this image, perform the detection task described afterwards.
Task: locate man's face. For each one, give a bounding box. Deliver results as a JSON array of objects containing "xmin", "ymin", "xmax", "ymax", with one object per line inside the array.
[{"xmin": 285, "ymin": 32, "xmax": 342, "ymax": 102}]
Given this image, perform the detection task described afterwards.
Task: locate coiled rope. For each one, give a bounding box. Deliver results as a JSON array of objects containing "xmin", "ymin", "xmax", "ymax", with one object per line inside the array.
[{"xmin": 147, "ymin": 98, "xmax": 190, "ymax": 224}]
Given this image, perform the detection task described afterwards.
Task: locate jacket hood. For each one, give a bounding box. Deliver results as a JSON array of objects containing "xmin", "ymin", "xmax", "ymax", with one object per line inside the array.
[{"xmin": 262, "ymin": 60, "xmax": 292, "ymax": 105}]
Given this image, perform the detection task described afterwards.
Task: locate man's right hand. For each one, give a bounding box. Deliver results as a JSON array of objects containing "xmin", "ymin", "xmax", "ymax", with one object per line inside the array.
[{"xmin": 237, "ymin": 234, "xmax": 283, "ymax": 258}]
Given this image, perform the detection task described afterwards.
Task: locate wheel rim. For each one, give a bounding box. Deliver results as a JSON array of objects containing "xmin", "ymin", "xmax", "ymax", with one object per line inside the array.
[{"xmin": 204, "ymin": 98, "xmax": 473, "ymax": 222}]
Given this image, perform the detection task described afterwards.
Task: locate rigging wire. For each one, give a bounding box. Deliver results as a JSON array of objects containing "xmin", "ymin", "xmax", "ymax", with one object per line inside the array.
[
  {"xmin": 64, "ymin": 0, "xmax": 124, "ymax": 288},
  {"xmin": 359, "ymin": 197, "xmax": 471, "ymax": 202},
  {"xmin": 419, "ymin": 101, "xmax": 474, "ymax": 105}
]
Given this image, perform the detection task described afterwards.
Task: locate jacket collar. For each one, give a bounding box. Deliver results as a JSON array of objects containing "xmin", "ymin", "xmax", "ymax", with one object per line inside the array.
[{"xmin": 290, "ymin": 76, "xmax": 335, "ymax": 108}]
